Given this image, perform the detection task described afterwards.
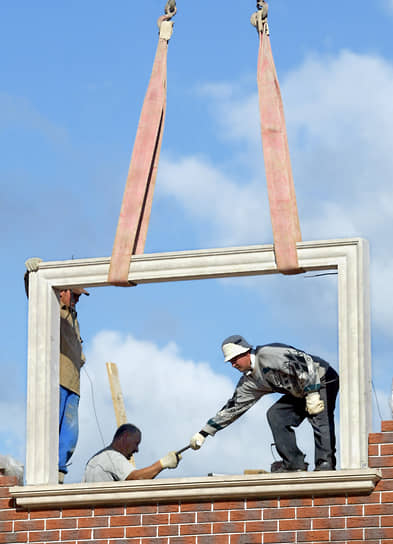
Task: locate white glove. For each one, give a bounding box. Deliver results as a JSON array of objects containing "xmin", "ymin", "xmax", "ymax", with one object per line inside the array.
[
  {"xmin": 25, "ymin": 257, "xmax": 42, "ymax": 272},
  {"xmin": 305, "ymin": 392, "xmax": 325, "ymax": 415},
  {"xmin": 189, "ymin": 432, "xmax": 205, "ymax": 450},
  {"xmin": 160, "ymin": 451, "xmax": 180, "ymax": 469}
]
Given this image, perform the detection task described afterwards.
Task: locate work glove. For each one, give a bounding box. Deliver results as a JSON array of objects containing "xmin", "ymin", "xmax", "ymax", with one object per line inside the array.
[
  {"xmin": 160, "ymin": 451, "xmax": 180, "ymax": 469},
  {"xmin": 25, "ymin": 257, "xmax": 42, "ymax": 272},
  {"xmin": 189, "ymin": 432, "xmax": 205, "ymax": 450},
  {"xmin": 305, "ymin": 392, "xmax": 325, "ymax": 415}
]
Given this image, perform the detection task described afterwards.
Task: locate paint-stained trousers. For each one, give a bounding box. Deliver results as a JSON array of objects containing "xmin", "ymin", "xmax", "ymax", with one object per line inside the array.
[
  {"xmin": 267, "ymin": 366, "xmax": 339, "ymax": 470},
  {"xmin": 59, "ymin": 386, "xmax": 80, "ymax": 474}
]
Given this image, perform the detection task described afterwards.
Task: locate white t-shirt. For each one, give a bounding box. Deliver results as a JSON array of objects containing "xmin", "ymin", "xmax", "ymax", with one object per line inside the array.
[{"xmin": 83, "ymin": 448, "xmax": 133, "ymax": 482}]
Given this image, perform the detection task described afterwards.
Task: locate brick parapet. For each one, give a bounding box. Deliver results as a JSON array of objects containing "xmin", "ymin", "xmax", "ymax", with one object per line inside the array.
[{"xmin": 1, "ymin": 421, "xmax": 393, "ymax": 543}]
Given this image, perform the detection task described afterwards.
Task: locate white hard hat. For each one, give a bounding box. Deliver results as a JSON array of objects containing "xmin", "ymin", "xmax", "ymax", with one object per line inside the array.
[{"xmin": 221, "ymin": 335, "xmax": 252, "ymax": 362}]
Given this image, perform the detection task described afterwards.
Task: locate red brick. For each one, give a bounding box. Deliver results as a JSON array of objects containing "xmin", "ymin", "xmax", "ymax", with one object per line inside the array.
[
  {"xmin": 47, "ymin": 518, "xmax": 77, "ymax": 530},
  {"xmin": 126, "ymin": 526, "xmax": 157, "ymax": 538},
  {"xmin": 142, "ymin": 514, "xmax": 169, "ymax": 525},
  {"xmin": 212, "ymin": 522, "xmax": 244, "ymax": 534},
  {"xmin": 263, "ymin": 507, "xmax": 295, "ymax": 520},
  {"xmin": 313, "ymin": 496, "xmax": 346, "ymax": 506},
  {"xmin": 199, "ymin": 537, "xmax": 229, "ymax": 544},
  {"xmin": 180, "ymin": 523, "xmax": 211, "ymax": 535},
  {"xmin": 231, "ymin": 535, "xmax": 261, "ymax": 544},
  {"xmin": 213, "ymin": 501, "xmax": 244, "ymax": 511},
  {"xmin": 369, "ymin": 444, "xmax": 379, "ymax": 456},
  {"xmin": 94, "ymin": 527, "xmax": 125, "ymax": 538},
  {"xmin": 0, "ymin": 521, "xmax": 12, "ymax": 532},
  {"xmin": 29, "ymin": 530, "xmax": 60, "ymax": 542},
  {"xmin": 297, "ymin": 530, "xmax": 330, "ymax": 542},
  {"xmin": 30, "ymin": 509, "xmax": 61, "ymax": 519},
  {"xmin": 127, "ymin": 505, "xmax": 157, "ymax": 514},
  {"xmin": 62, "ymin": 507, "xmax": 93, "ymax": 517},
  {"xmin": 0, "ymin": 533, "xmax": 27, "ymax": 543},
  {"xmin": 14, "ymin": 520, "xmax": 44, "ymax": 531},
  {"xmin": 197, "ymin": 511, "xmax": 228, "ymax": 523},
  {"xmin": 382, "ymin": 515, "xmax": 393, "ymax": 526},
  {"xmin": 378, "ymin": 480, "xmax": 393, "ymax": 491},
  {"xmin": 0, "ymin": 476, "xmax": 18, "ymax": 487},
  {"xmin": 61, "ymin": 528, "xmax": 92, "ymax": 540},
  {"xmin": 297, "ymin": 506, "xmax": 329, "ymax": 518},
  {"xmin": 159, "ymin": 524, "xmax": 179, "ymax": 536},
  {"xmin": 330, "ymin": 528, "xmax": 364, "ymax": 540},
  {"xmin": 347, "ymin": 515, "xmax": 379, "ymax": 527},
  {"xmin": 264, "ymin": 532, "xmax": 295, "ymax": 543},
  {"xmin": 347, "ymin": 492, "xmax": 381, "ymax": 504},
  {"xmin": 111, "ymin": 514, "xmax": 141, "ymax": 526},
  {"xmin": 331, "ymin": 504, "xmax": 363, "ymax": 516},
  {"xmin": 382, "ymin": 445, "xmax": 393, "ymax": 456},
  {"xmin": 382, "ymin": 421, "xmax": 393, "ymax": 432},
  {"xmin": 382, "ymin": 492, "xmax": 393, "ymax": 502},
  {"xmin": 313, "ymin": 517, "xmax": 345, "ymax": 529},
  {"xmin": 366, "ymin": 527, "xmax": 393, "ymax": 539},
  {"xmin": 280, "ymin": 519, "xmax": 311, "ymax": 531},
  {"xmin": 78, "ymin": 516, "xmax": 108, "ymax": 527},
  {"xmin": 169, "ymin": 537, "xmax": 196, "ymax": 544},
  {"xmin": 180, "ymin": 502, "xmax": 211, "ymax": 512},
  {"xmin": 280, "ymin": 498, "xmax": 313, "ymax": 507},
  {"xmin": 95, "ymin": 506, "xmax": 124, "ymax": 516},
  {"xmin": 0, "ymin": 499, "xmax": 13, "ymax": 510},
  {"xmin": 159, "ymin": 503, "xmax": 179, "ymax": 513},
  {"xmin": 230, "ymin": 510, "xmax": 261, "ymax": 521},
  {"xmin": 0, "ymin": 509, "xmax": 28, "ymax": 521},
  {"xmin": 141, "ymin": 539, "xmax": 168, "ymax": 544},
  {"xmin": 171, "ymin": 513, "xmax": 196, "ymax": 524},
  {"xmin": 370, "ymin": 456, "xmax": 393, "ymax": 468},
  {"xmin": 381, "ymin": 468, "xmax": 393, "ymax": 479},
  {"xmin": 247, "ymin": 499, "xmax": 278, "ymax": 508},
  {"xmin": 369, "ymin": 432, "xmax": 393, "ymax": 444},
  {"xmin": 245, "ymin": 521, "xmax": 277, "ymax": 533},
  {"xmin": 0, "ymin": 488, "xmax": 11, "ymax": 498},
  {"xmin": 366, "ymin": 503, "xmax": 393, "ymax": 515}
]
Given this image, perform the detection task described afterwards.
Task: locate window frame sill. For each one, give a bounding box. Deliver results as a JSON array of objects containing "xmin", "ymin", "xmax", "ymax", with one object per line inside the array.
[{"xmin": 11, "ymin": 469, "xmax": 381, "ymax": 509}]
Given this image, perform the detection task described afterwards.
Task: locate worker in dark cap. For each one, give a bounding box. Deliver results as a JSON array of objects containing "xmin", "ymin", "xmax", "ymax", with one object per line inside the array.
[
  {"xmin": 25, "ymin": 257, "xmax": 90, "ymax": 483},
  {"xmin": 189, "ymin": 335, "xmax": 339, "ymax": 472}
]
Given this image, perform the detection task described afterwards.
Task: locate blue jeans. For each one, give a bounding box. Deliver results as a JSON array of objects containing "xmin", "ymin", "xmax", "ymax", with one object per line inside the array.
[{"xmin": 59, "ymin": 386, "xmax": 80, "ymax": 474}]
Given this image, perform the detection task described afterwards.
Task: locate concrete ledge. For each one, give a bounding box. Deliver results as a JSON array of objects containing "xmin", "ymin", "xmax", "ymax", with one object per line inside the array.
[{"xmin": 11, "ymin": 469, "xmax": 381, "ymax": 509}]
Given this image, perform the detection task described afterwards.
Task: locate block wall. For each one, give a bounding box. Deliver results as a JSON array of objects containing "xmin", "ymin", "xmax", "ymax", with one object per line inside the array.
[{"xmin": 1, "ymin": 420, "xmax": 393, "ymax": 544}]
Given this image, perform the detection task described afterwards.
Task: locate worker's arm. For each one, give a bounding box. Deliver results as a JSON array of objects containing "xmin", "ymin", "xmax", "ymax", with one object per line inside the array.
[{"xmin": 126, "ymin": 451, "xmax": 180, "ymax": 480}]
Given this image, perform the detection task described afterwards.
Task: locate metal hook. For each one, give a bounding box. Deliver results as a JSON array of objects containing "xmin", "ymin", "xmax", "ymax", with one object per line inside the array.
[{"xmin": 165, "ymin": 0, "xmax": 177, "ymax": 16}]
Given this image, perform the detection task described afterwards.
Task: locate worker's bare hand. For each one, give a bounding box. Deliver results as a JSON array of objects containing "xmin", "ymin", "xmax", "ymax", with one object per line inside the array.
[
  {"xmin": 305, "ymin": 392, "xmax": 325, "ymax": 415},
  {"xmin": 189, "ymin": 432, "xmax": 205, "ymax": 450},
  {"xmin": 25, "ymin": 257, "xmax": 42, "ymax": 272},
  {"xmin": 160, "ymin": 451, "xmax": 180, "ymax": 469}
]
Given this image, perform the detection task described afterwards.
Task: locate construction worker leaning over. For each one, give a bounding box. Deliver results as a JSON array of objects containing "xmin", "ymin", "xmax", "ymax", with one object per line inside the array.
[
  {"xmin": 83, "ymin": 424, "xmax": 181, "ymax": 482},
  {"xmin": 25, "ymin": 257, "xmax": 88, "ymax": 483},
  {"xmin": 189, "ymin": 335, "xmax": 339, "ymax": 472}
]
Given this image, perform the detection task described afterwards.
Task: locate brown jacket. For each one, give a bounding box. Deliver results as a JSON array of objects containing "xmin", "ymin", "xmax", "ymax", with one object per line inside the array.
[{"xmin": 60, "ymin": 305, "xmax": 85, "ymax": 395}]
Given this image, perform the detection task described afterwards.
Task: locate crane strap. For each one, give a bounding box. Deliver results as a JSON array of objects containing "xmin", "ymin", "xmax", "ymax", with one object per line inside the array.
[
  {"xmin": 251, "ymin": 2, "xmax": 302, "ymax": 274},
  {"xmin": 108, "ymin": 2, "xmax": 176, "ymax": 286}
]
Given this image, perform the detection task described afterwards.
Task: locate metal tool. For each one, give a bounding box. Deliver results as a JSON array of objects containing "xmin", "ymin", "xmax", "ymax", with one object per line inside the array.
[{"xmin": 176, "ymin": 445, "xmax": 191, "ymax": 457}]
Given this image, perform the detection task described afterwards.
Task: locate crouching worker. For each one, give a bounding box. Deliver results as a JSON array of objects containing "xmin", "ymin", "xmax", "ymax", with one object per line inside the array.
[
  {"xmin": 189, "ymin": 335, "xmax": 339, "ymax": 473},
  {"xmin": 83, "ymin": 424, "xmax": 181, "ymax": 482}
]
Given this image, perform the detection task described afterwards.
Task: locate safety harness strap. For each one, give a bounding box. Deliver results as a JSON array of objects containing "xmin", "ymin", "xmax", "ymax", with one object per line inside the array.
[
  {"xmin": 252, "ymin": 2, "xmax": 302, "ymax": 274},
  {"xmin": 108, "ymin": 5, "xmax": 176, "ymax": 286}
]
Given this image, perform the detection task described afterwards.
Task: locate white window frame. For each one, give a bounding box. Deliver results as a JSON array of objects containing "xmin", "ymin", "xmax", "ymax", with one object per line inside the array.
[{"xmin": 25, "ymin": 237, "xmax": 371, "ymax": 485}]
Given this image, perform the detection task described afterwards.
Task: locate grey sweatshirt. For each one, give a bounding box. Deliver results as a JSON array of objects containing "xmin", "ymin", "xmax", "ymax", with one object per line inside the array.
[{"xmin": 202, "ymin": 343, "xmax": 329, "ymax": 436}]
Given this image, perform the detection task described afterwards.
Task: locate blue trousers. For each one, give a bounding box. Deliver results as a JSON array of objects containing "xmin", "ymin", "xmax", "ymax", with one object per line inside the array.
[{"xmin": 59, "ymin": 386, "xmax": 80, "ymax": 474}]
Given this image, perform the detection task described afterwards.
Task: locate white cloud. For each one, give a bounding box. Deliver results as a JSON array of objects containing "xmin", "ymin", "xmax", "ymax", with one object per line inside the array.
[{"xmin": 68, "ymin": 331, "xmax": 317, "ymax": 482}]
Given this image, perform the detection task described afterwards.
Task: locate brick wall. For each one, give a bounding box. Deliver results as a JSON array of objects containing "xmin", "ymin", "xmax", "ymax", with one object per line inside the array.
[{"xmin": 1, "ymin": 420, "xmax": 393, "ymax": 544}]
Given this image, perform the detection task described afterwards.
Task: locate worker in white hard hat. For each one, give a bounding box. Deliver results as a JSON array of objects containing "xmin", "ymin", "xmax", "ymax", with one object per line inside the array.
[
  {"xmin": 25, "ymin": 257, "xmax": 89, "ymax": 483},
  {"xmin": 189, "ymin": 335, "xmax": 339, "ymax": 472}
]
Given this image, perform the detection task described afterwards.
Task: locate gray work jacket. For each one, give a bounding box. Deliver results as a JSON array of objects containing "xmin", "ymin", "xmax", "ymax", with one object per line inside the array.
[{"xmin": 202, "ymin": 343, "xmax": 329, "ymax": 436}]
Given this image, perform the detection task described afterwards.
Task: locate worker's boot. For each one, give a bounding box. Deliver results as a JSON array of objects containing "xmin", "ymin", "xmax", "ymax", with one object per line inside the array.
[
  {"xmin": 314, "ymin": 460, "xmax": 334, "ymax": 471},
  {"xmin": 58, "ymin": 471, "xmax": 65, "ymax": 484},
  {"xmin": 271, "ymin": 460, "xmax": 309, "ymax": 473}
]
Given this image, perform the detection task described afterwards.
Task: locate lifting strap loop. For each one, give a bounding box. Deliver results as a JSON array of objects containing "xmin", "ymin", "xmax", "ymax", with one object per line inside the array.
[
  {"xmin": 108, "ymin": 3, "xmax": 176, "ymax": 286},
  {"xmin": 251, "ymin": 2, "xmax": 303, "ymax": 274}
]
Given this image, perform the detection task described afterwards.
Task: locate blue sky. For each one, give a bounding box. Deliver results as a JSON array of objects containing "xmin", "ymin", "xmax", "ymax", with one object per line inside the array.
[{"xmin": 1, "ymin": 0, "xmax": 393, "ymax": 482}]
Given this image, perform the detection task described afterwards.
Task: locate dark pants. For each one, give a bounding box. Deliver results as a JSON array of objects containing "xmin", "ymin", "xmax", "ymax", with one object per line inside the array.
[{"xmin": 266, "ymin": 367, "xmax": 339, "ymax": 469}]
